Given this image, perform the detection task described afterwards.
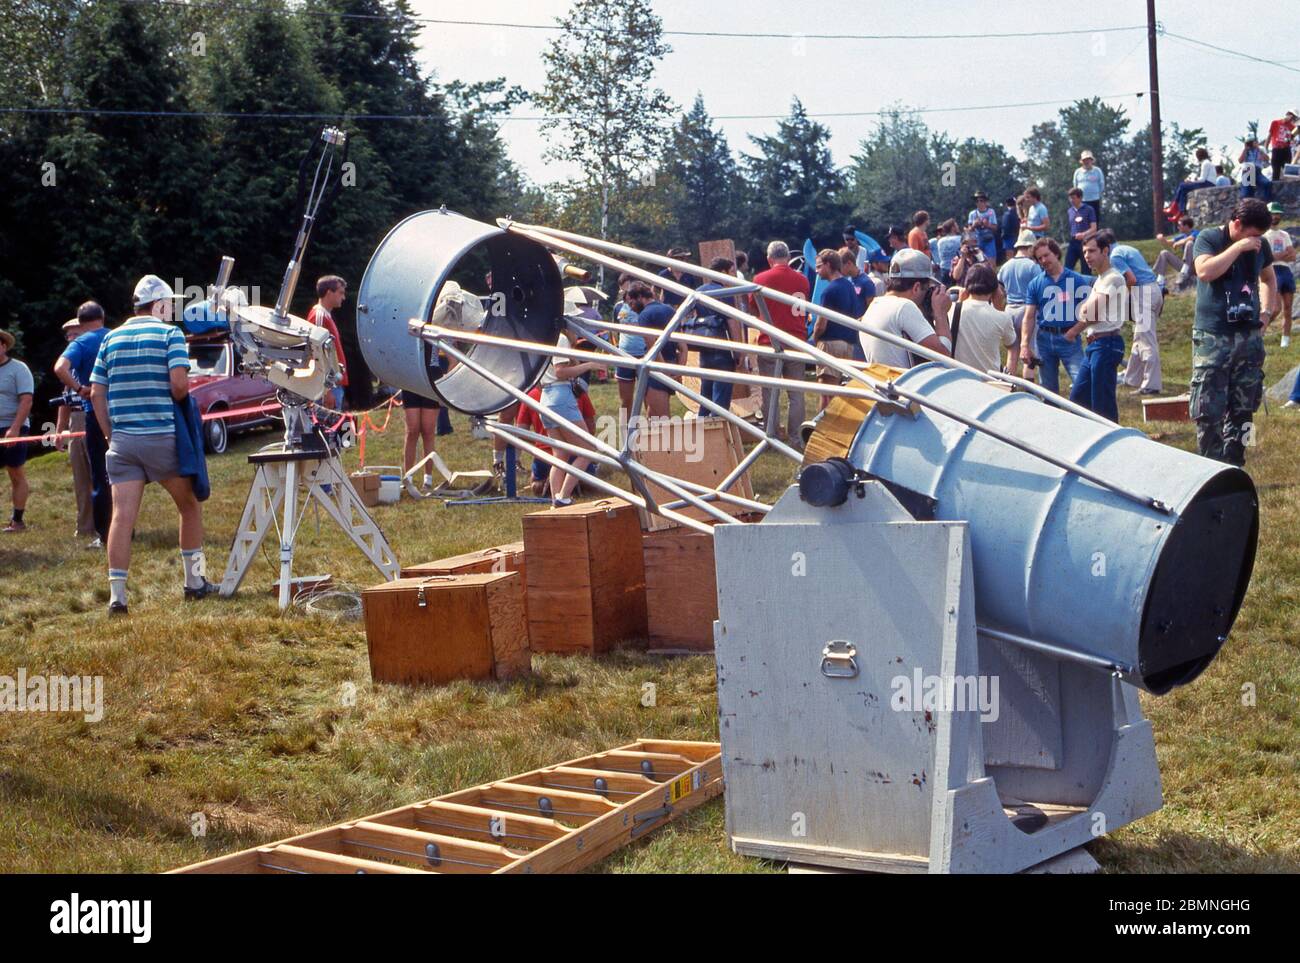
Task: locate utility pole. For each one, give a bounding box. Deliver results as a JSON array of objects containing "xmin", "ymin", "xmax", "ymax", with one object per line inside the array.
[{"xmin": 1147, "ymin": 0, "xmax": 1164, "ymax": 231}]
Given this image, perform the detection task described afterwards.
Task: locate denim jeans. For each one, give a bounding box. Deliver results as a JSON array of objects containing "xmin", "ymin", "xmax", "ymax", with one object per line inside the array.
[
  {"xmin": 1035, "ymin": 328, "xmax": 1084, "ymax": 395},
  {"xmin": 698, "ymin": 350, "xmax": 735, "ymax": 412},
  {"xmin": 1069, "ymin": 333, "xmax": 1125, "ymax": 422}
]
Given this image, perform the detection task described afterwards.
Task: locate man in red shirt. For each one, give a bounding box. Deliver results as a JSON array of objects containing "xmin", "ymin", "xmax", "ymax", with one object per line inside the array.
[
  {"xmin": 308, "ymin": 275, "xmax": 349, "ymax": 410},
  {"xmin": 1267, "ymin": 110, "xmax": 1297, "ymax": 182},
  {"xmin": 748, "ymin": 240, "xmax": 811, "ymax": 443}
]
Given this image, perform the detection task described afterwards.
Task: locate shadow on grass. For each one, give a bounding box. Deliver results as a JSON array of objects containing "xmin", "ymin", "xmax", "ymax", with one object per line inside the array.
[
  {"xmin": 0, "ymin": 767, "xmax": 271, "ymax": 861},
  {"xmin": 1090, "ymin": 832, "xmax": 1300, "ymax": 873}
]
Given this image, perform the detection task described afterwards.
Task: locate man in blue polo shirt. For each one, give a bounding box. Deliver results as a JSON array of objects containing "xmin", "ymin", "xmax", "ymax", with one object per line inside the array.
[
  {"xmin": 811, "ymin": 249, "xmax": 862, "ymax": 408},
  {"xmin": 1019, "ymin": 238, "xmax": 1089, "ymax": 394},
  {"xmin": 54, "ymin": 301, "xmax": 113, "ymax": 545},
  {"xmin": 91, "ymin": 274, "xmax": 215, "ymax": 615}
]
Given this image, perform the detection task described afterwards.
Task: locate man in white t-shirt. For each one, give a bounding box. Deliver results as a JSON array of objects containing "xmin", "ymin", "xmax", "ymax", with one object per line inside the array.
[
  {"xmin": 1264, "ymin": 202, "xmax": 1295, "ymax": 347},
  {"xmin": 858, "ymin": 249, "xmax": 952, "ymax": 368},
  {"xmin": 951, "ymin": 264, "xmax": 1017, "ymax": 374},
  {"xmin": 1064, "ymin": 230, "xmax": 1128, "ymax": 422}
]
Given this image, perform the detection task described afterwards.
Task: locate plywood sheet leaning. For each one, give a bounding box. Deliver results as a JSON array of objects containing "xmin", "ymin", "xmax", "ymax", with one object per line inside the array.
[{"xmin": 171, "ymin": 740, "xmax": 723, "ymax": 874}]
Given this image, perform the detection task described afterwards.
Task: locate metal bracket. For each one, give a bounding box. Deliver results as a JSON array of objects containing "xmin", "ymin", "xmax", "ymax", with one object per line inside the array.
[
  {"xmin": 820, "ymin": 640, "xmax": 859, "ymax": 679},
  {"xmin": 630, "ymin": 805, "xmax": 673, "ymax": 839}
]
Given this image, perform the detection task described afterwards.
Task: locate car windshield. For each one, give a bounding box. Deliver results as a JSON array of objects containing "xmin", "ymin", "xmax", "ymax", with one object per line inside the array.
[{"xmin": 189, "ymin": 344, "xmax": 227, "ymax": 377}]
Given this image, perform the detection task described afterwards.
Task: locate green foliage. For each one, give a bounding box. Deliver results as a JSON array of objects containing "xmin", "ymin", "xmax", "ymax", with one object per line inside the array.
[
  {"xmin": 533, "ymin": 0, "xmax": 674, "ymax": 240},
  {"xmin": 0, "ymin": 0, "xmax": 522, "ymax": 416},
  {"xmin": 743, "ymin": 98, "xmax": 851, "ymax": 254},
  {"xmin": 659, "ymin": 95, "xmax": 747, "ymax": 248}
]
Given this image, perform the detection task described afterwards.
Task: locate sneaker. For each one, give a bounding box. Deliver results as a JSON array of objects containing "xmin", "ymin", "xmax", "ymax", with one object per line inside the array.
[
  {"xmin": 184, "ymin": 579, "xmax": 219, "ymax": 601},
  {"xmin": 551, "ymin": 496, "xmax": 574, "ymax": 509},
  {"xmin": 108, "ymin": 601, "xmax": 128, "ymax": 617},
  {"xmin": 1284, "ymin": 400, "xmax": 1300, "ymax": 410},
  {"xmin": 1281, "ymin": 335, "xmax": 1291, "ymax": 349},
  {"xmin": 2, "ymin": 520, "xmax": 25, "ymax": 533},
  {"xmin": 84, "ymin": 536, "xmax": 103, "ymax": 550}
]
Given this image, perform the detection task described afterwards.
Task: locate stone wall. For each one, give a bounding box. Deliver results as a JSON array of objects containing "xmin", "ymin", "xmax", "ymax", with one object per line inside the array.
[{"xmin": 1185, "ymin": 178, "xmax": 1300, "ymax": 227}]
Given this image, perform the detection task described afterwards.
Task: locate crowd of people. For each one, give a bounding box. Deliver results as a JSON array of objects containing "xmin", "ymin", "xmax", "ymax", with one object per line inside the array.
[{"xmin": 3, "ymin": 132, "xmax": 1298, "ymax": 594}]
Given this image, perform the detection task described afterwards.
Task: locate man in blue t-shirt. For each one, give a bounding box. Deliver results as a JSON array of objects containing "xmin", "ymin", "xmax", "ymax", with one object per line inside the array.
[
  {"xmin": 693, "ymin": 256, "xmax": 753, "ymax": 413},
  {"xmin": 54, "ymin": 300, "xmax": 113, "ymax": 543},
  {"xmin": 657, "ymin": 249, "xmax": 699, "ymax": 308},
  {"xmin": 1018, "ymin": 238, "xmax": 1090, "ymax": 394},
  {"xmin": 811, "ymin": 249, "xmax": 862, "ymax": 408},
  {"xmin": 1064, "ymin": 188, "xmax": 1097, "ymax": 275}
]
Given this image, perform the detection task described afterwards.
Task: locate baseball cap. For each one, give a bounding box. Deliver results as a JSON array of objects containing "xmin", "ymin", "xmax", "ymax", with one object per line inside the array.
[
  {"xmin": 972, "ymin": 190, "xmax": 988, "ymax": 200},
  {"xmin": 888, "ymin": 249, "xmax": 937, "ymax": 281},
  {"xmin": 1268, "ymin": 202, "xmax": 1285, "ymax": 215},
  {"xmin": 133, "ymin": 274, "xmax": 175, "ymax": 307},
  {"xmin": 61, "ymin": 317, "xmax": 82, "ymax": 331},
  {"xmin": 1080, "ymin": 150, "xmax": 1095, "ymax": 161}
]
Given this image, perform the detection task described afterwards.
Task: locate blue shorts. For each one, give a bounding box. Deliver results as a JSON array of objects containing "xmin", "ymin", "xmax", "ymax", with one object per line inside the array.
[
  {"xmin": 617, "ymin": 332, "xmax": 646, "ymax": 381},
  {"xmin": 1276, "ymin": 264, "xmax": 1295, "ymax": 295},
  {"xmin": 539, "ymin": 382, "xmax": 584, "ymax": 431}
]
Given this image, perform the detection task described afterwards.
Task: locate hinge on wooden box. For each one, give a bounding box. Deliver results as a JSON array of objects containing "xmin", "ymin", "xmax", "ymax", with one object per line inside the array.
[{"xmin": 416, "ymin": 585, "xmax": 427, "ymax": 607}]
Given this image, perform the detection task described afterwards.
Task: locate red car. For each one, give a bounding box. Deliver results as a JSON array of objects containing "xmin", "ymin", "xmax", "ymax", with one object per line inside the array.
[{"xmin": 187, "ymin": 338, "xmax": 281, "ymax": 454}]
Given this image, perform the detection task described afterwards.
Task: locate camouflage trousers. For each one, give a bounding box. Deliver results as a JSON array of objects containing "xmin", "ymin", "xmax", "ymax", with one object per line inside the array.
[{"xmin": 1188, "ymin": 329, "xmax": 1265, "ymax": 466}]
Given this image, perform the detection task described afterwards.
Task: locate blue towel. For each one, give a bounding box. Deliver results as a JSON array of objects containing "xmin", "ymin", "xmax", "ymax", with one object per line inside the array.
[
  {"xmin": 181, "ymin": 301, "xmax": 230, "ymax": 336},
  {"xmin": 803, "ymin": 238, "xmax": 827, "ymax": 341},
  {"xmin": 174, "ymin": 396, "xmax": 210, "ymax": 501}
]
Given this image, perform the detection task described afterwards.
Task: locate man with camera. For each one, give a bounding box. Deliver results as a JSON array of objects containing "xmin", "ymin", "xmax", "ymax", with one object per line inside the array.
[{"xmin": 1190, "ymin": 198, "xmax": 1279, "ymax": 466}]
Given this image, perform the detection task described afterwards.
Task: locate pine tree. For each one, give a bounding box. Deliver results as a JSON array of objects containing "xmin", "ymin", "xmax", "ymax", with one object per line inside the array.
[
  {"xmin": 662, "ymin": 94, "xmax": 745, "ymax": 247},
  {"xmin": 744, "ymin": 98, "xmax": 850, "ymax": 256}
]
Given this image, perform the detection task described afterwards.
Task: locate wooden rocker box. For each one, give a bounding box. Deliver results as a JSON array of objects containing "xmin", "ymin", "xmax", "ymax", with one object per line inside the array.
[{"xmin": 362, "ymin": 573, "xmax": 530, "ymax": 685}]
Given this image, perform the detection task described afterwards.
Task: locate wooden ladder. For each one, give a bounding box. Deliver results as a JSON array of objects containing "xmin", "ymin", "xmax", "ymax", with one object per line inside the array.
[{"xmin": 172, "ymin": 740, "xmax": 722, "ymax": 874}]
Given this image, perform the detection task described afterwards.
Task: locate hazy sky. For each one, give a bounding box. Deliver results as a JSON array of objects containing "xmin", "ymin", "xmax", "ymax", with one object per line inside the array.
[{"xmin": 409, "ymin": 0, "xmax": 1300, "ymax": 185}]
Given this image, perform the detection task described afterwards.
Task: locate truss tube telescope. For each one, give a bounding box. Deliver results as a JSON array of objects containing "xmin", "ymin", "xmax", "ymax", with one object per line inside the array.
[
  {"xmin": 356, "ymin": 209, "xmax": 564, "ymax": 415},
  {"xmin": 848, "ymin": 364, "xmax": 1258, "ymax": 694}
]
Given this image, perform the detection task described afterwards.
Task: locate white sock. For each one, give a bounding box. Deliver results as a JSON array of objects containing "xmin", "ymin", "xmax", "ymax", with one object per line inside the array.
[
  {"xmin": 108, "ymin": 569, "xmax": 128, "ymax": 606},
  {"xmin": 423, "ymin": 473, "xmax": 433, "ymax": 488},
  {"xmin": 181, "ymin": 548, "xmax": 206, "ymax": 590}
]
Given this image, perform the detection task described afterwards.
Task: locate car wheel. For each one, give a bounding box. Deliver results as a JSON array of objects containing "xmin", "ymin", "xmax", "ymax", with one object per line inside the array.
[{"xmin": 204, "ymin": 409, "xmax": 229, "ymax": 455}]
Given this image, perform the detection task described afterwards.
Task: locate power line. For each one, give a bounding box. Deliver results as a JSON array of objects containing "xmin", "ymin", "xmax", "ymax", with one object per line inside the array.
[
  {"xmin": 0, "ymin": 93, "xmax": 1144, "ymax": 125},
  {"xmin": 117, "ymin": 1, "xmax": 1146, "ymax": 42},
  {"xmin": 1162, "ymin": 30, "xmax": 1300, "ymax": 75}
]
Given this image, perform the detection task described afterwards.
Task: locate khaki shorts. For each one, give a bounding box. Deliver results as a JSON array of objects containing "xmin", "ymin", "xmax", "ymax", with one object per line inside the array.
[
  {"xmin": 814, "ymin": 339, "xmax": 854, "ymax": 380},
  {"xmin": 106, "ymin": 432, "xmax": 180, "ymax": 485}
]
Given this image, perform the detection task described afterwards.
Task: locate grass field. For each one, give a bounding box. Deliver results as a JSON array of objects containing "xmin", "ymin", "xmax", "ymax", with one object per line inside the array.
[{"xmin": 1, "ymin": 272, "xmax": 1298, "ymax": 873}]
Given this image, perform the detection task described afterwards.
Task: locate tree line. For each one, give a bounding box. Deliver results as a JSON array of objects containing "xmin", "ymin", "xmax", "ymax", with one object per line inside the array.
[{"xmin": 0, "ymin": 0, "xmax": 1220, "ymax": 420}]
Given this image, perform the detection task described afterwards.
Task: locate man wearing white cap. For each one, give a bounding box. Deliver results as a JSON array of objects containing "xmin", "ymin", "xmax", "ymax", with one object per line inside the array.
[
  {"xmin": 858, "ymin": 249, "xmax": 952, "ymax": 368},
  {"xmin": 90, "ymin": 274, "xmax": 215, "ymax": 615},
  {"xmin": 997, "ymin": 230, "xmax": 1044, "ymax": 364},
  {"xmin": 1073, "ymin": 150, "xmax": 1105, "ymax": 226}
]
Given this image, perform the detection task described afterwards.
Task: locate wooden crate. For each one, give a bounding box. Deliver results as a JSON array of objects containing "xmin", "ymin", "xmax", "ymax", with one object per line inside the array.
[
  {"xmin": 1142, "ymin": 393, "xmax": 1191, "ymax": 423},
  {"xmin": 635, "ymin": 418, "xmax": 755, "ymax": 532},
  {"xmin": 642, "ymin": 526, "xmax": 718, "ymax": 652},
  {"xmin": 522, "ymin": 498, "xmax": 647, "ymax": 653},
  {"xmin": 361, "ymin": 573, "xmax": 530, "ymax": 685},
  {"xmin": 401, "ymin": 542, "xmax": 525, "ymax": 579}
]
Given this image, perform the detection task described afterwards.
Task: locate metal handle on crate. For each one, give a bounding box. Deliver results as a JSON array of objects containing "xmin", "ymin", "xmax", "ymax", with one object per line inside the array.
[{"xmin": 820, "ymin": 640, "xmax": 859, "ymax": 679}]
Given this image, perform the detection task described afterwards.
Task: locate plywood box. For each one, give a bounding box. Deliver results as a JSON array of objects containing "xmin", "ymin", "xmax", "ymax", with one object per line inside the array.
[
  {"xmin": 401, "ymin": 542, "xmax": 526, "ymax": 579},
  {"xmin": 1142, "ymin": 393, "xmax": 1191, "ymax": 423},
  {"xmin": 642, "ymin": 526, "xmax": 718, "ymax": 652},
  {"xmin": 523, "ymin": 498, "xmax": 647, "ymax": 653},
  {"xmin": 361, "ymin": 572, "xmax": 530, "ymax": 685},
  {"xmin": 350, "ymin": 471, "xmax": 381, "ymax": 508},
  {"xmin": 635, "ymin": 418, "xmax": 755, "ymax": 532}
]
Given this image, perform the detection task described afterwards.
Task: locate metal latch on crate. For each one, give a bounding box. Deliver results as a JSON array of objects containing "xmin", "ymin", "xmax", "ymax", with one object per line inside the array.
[{"xmin": 820, "ymin": 640, "xmax": 859, "ymax": 678}]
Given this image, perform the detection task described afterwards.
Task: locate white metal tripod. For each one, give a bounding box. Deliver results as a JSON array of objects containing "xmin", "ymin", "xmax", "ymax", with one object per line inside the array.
[{"xmin": 218, "ymin": 402, "xmax": 399, "ymax": 609}]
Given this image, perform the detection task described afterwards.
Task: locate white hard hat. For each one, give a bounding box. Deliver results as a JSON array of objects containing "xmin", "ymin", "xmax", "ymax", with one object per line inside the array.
[
  {"xmin": 133, "ymin": 274, "xmax": 175, "ymax": 307},
  {"xmin": 887, "ymin": 249, "xmax": 937, "ymax": 281}
]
